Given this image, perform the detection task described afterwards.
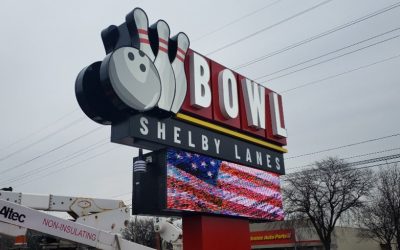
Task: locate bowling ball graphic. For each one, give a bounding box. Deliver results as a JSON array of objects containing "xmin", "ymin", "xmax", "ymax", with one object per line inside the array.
[
  {"xmin": 75, "ymin": 46, "xmax": 162, "ymax": 125},
  {"xmin": 104, "ymin": 47, "xmax": 161, "ymax": 111}
]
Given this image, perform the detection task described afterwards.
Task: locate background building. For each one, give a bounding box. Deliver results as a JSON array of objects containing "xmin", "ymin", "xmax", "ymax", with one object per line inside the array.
[{"xmin": 250, "ymin": 221, "xmax": 383, "ymax": 250}]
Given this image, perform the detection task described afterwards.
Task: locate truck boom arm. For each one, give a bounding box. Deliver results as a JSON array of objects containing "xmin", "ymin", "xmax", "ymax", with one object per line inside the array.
[{"xmin": 0, "ymin": 191, "xmax": 154, "ymax": 250}]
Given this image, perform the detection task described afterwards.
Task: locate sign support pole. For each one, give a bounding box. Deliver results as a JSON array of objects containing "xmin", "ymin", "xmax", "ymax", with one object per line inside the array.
[{"xmin": 182, "ymin": 215, "xmax": 250, "ymax": 250}]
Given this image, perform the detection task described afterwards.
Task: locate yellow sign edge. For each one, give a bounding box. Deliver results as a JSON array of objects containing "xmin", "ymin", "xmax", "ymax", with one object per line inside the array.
[{"xmin": 176, "ymin": 113, "xmax": 288, "ymax": 153}]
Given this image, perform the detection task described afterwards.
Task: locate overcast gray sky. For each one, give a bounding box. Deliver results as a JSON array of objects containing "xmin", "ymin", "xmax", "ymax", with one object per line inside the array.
[{"xmin": 0, "ymin": 0, "xmax": 399, "ymax": 206}]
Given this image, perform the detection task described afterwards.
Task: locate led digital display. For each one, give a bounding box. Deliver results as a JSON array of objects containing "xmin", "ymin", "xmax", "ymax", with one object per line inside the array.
[{"xmin": 166, "ymin": 148, "xmax": 284, "ymax": 220}]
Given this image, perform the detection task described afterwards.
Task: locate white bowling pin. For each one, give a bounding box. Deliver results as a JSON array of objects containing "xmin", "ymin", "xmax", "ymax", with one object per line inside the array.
[
  {"xmin": 170, "ymin": 32, "xmax": 190, "ymax": 113},
  {"xmin": 154, "ymin": 20, "xmax": 176, "ymax": 111},
  {"xmin": 132, "ymin": 8, "xmax": 155, "ymax": 61}
]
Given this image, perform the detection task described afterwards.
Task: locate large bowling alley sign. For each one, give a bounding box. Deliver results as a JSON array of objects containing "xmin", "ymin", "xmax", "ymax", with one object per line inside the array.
[{"xmin": 75, "ymin": 8, "xmax": 288, "ymax": 174}]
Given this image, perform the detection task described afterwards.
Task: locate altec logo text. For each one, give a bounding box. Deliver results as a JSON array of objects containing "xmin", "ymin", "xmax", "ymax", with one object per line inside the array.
[
  {"xmin": 75, "ymin": 8, "xmax": 287, "ymax": 155},
  {"xmin": 0, "ymin": 206, "xmax": 26, "ymax": 223}
]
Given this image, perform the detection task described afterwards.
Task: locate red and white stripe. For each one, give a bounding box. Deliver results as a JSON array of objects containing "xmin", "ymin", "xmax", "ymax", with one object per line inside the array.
[
  {"xmin": 137, "ymin": 29, "xmax": 150, "ymax": 44},
  {"xmin": 217, "ymin": 171, "xmax": 282, "ymax": 199},
  {"xmin": 219, "ymin": 163, "xmax": 281, "ymax": 192},
  {"xmin": 226, "ymin": 162, "xmax": 281, "ymax": 186},
  {"xmin": 158, "ymin": 38, "xmax": 168, "ymax": 53},
  {"xmin": 175, "ymin": 47, "xmax": 186, "ymax": 62}
]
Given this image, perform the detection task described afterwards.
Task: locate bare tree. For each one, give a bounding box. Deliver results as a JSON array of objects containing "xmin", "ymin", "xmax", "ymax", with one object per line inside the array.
[
  {"xmin": 375, "ymin": 165, "xmax": 400, "ymax": 250},
  {"xmin": 283, "ymin": 157, "xmax": 374, "ymax": 250},
  {"xmin": 358, "ymin": 196, "xmax": 395, "ymax": 250},
  {"xmin": 122, "ymin": 216, "xmax": 157, "ymax": 248}
]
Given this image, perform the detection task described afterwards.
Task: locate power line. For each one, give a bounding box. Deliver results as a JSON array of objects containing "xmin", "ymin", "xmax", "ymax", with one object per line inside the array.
[
  {"xmin": 286, "ymin": 146, "xmax": 400, "ymax": 171},
  {"xmin": 286, "ymin": 133, "xmax": 400, "ymax": 160},
  {"xmin": 354, "ymin": 160, "xmax": 400, "ymax": 170},
  {"xmin": 0, "ymin": 109, "xmax": 79, "ymax": 153},
  {"xmin": 280, "ymin": 53, "xmax": 400, "ymax": 93},
  {"xmin": 343, "ymin": 147, "xmax": 400, "ymax": 161},
  {"xmin": 284, "ymin": 154, "xmax": 400, "ymax": 177},
  {"xmin": 292, "ymin": 153, "xmax": 400, "ymax": 172},
  {"xmin": 2, "ymin": 143, "xmax": 107, "ymax": 185},
  {"xmin": 257, "ymin": 33, "xmax": 400, "ymax": 82},
  {"xmin": 0, "ymin": 126, "xmax": 103, "ymax": 176},
  {"xmin": 16, "ymin": 145, "xmax": 118, "ymax": 188},
  {"xmin": 283, "ymin": 159, "xmax": 400, "ymax": 177},
  {"xmin": 205, "ymin": 0, "xmax": 333, "ymax": 56},
  {"xmin": 0, "ymin": 140, "xmax": 107, "ymax": 185},
  {"xmin": 193, "ymin": 0, "xmax": 283, "ymax": 42},
  {"xmin": 0, "ymin": 116, "xmax": 85, "ymax": 162},
  {"xmin": 348, "ymin": 153, "xmax": 400, "ymax": 167},
  {"xmin": 256, "ymin": 27, "xmax": 400, "ymax": 79},
  {"xmin": 233, "ymin": 2, "xmax": 400, "ymax": 69},
  {"xmin": 0, "ymin": 138, "xmax": 108, "ymax": 185}
]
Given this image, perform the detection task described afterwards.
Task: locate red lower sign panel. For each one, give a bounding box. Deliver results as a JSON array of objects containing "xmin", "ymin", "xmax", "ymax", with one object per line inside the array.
[{"xmin": 165, "ymin": 149, "xmax": 284, "ymax": 220}]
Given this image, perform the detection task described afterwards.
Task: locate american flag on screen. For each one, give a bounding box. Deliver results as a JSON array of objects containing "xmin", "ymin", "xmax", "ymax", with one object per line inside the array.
[{"xmin": 166, "ymin": 149, "xmax": 284, "ymax": 220}]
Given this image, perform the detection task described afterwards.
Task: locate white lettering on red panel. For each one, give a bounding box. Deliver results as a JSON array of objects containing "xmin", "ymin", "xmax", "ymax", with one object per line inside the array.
[{"xmin": 185, "ymin": 51, "xmax": 287, "ymax": 141}]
